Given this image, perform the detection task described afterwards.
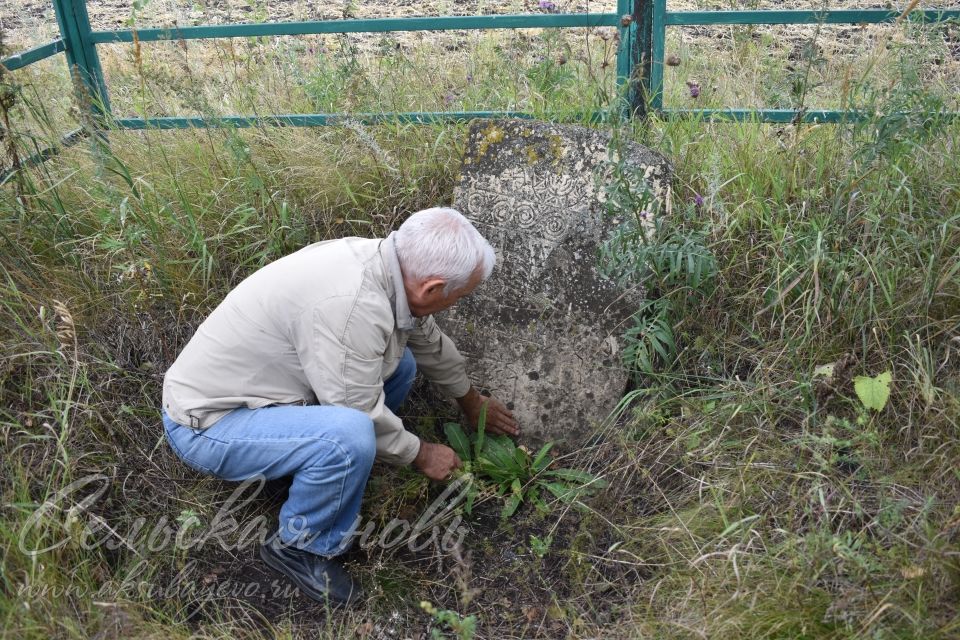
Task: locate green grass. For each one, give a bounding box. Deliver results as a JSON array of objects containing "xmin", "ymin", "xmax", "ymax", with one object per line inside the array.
[{"xmin": 1, "ymin": 14, "xmax": 959, "ymax": 640}]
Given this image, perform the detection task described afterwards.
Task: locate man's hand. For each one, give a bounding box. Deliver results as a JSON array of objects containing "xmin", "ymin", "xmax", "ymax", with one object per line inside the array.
[
  {"xmin": 457, "ymin": 387, "xmax": 520, "ymax": 437},
  {"xmin": 413, "ymin": 440, "xmax": 462, "ymax": 481}
]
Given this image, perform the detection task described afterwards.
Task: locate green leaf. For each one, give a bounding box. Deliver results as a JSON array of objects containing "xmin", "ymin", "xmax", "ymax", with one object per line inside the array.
[
  {"xmin": 502, "ymin": 492, "xmax": 523, "ymax": 518},
  {"xmin": 464, "ymin": 482, "xmax": 477, "ymax": 515},
  {"xmin": 544, "ymin": 468, "xmax": 604, "ymax": 487},
  {"xmin": 512, "ymin": 445, "xmax": 529, "ymax": 470},
  {"xmin": 476, "ymin": 457, "xmax": 514, "ymax": 484},
  {"xmin": 443, "ymin": 422, "xmax": 471, "ymax": 462},
  {"xmin": 532, "ymin": 442, "xmax": 554, "ymax": 472},
  {"xmin": 483, "ymin": 437, "xmax": 521, "ymax": 472},
  {"xmin": 474, "ymin": 402, "xmax": 487, "ymax": 460},
  {"xmin": 531, "ymin": 490, "xmax": 549, "ymax": 514},
  {"xmin": 543, "ymin": 482, "xmax": 577, "ymax": 502},
  {"xmin": 458, "ymin": 615, "xmax": 478, "ymax": 639},
  {"xmin": 854, "ymin": 370, "xmax": 892, "ymax": 412}
]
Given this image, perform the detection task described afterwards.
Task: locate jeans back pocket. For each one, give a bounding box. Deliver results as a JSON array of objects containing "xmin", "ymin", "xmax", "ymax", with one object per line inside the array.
[{"xmin": 163, "ymin": 414, "xmax": 229, "ymax": 477}]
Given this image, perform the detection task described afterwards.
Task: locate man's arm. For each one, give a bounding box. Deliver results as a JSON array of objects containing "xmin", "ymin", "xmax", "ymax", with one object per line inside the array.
[
  {"xmin": 292, "ymin": 299, "xmax": 465, "ymax": 480},
  {"xmin": 407, "ymin": 315, "xmax": 519, "ymax": 437}
]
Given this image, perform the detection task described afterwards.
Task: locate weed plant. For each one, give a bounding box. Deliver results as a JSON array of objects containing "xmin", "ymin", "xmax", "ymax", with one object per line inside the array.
[{"xmin": 444, "ymin": 408, "xmax": 607, "ymax": 518}]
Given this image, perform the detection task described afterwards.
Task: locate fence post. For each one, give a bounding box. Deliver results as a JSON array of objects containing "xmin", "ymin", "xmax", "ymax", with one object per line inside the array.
[
  {"xmin": 615, "ymin": 0, "xmax": 635, "ymax": 120},
  {"xmin": 631, "ymin": 0, "xmax": 654, "ymax": 117},
  {"xmin": 648, "ymin": 0, "xmax": 667, "ymax": 111},
  {"xmin": 51, "ymin": 0, "xmax": 111, "ymax": 124}
]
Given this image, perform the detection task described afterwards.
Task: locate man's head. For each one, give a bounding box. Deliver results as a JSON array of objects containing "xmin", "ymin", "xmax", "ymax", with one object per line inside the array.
[{"xmin": 394, "ymin": 207, "xmax": 496, "ymax": 317}]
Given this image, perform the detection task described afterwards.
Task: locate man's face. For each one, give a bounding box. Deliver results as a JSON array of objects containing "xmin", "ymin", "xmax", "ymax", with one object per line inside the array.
[{"xmin": 406, "ymin": 268, "xmax": 484, "ymax": 317}]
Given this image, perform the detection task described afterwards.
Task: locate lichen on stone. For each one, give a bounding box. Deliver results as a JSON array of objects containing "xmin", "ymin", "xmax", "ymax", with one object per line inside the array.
[
  {"xmin": 547, "ymin": 135, "xmax": 566, "ymax": 165},
  {"xmin": 476, "ymin": 123, "xmax": 506, "ymax": 158}
]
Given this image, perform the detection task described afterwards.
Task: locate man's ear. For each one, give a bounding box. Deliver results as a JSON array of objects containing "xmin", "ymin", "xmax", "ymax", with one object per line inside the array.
[{"xmin": 422, "ymin": 278, "xmax": 447, "ymax": 298}]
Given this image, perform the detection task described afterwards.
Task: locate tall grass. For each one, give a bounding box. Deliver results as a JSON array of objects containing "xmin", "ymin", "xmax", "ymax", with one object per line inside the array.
[{"xmin": 598, "ymin": 108, "xmax": 960, "ymax": 637}]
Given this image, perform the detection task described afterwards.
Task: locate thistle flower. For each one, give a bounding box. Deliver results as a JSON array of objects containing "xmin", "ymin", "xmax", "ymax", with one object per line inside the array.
[
  {"xmin": 693, "ymin": 193, "xmax": 704, "ymax": 208},
  {"xmin": 538, "ymin": 0, "xmax": 557, "ymax": 11},
  {"xmin": 686, "ymin": 80, "xmax": 701, "ymax": 98}
]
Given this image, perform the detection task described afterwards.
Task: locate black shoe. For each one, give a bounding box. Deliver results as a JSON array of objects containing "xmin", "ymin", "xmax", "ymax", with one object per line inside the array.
[{"xmin": 259, "ymin": 537, "xmax": 362, "ymax": 606}]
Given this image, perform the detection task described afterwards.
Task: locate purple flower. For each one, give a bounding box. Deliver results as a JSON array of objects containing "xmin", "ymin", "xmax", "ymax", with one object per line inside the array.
[
  {"xmin": 538, "ymin": 0, "xmax": 557, "ymax": 11},
  {"xmin": 693, "ymin": 193, "xmax": 704, "ymax": 208},
  {"xmin": 686, "ymin": 80, "xmax": 700, "ymax": 98}
]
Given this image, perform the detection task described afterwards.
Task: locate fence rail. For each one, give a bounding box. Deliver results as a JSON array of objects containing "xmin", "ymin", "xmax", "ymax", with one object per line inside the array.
[
  {"xmin": 90, "ymin": 13, "xmax": 621, "ymax": 43},
  {"xmin": 1, "ymin": 39, "xmax": 66, "ymax": 72},
  {"xmin": 1, "ymin": 0, "xmax": 959, "ymax": 174}
]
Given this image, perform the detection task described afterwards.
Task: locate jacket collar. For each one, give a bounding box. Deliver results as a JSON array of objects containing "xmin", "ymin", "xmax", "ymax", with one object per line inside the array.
[{"xmin": 380, "ymin": 232, "xmax": 416, "ymax": 331}]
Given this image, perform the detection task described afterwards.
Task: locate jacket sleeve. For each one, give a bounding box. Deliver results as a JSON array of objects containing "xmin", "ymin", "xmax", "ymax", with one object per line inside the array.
[
  {"xmin": 407, "ymin": 315, "xmax": 472, "ymax": 399},
  {"xmin": 292, "ymin": 296, "xmax": 421, "ymax": 466}
]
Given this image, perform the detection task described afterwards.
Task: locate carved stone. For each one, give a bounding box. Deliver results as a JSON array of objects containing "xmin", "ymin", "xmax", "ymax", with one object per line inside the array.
[{"xmin": 439, "ymin": 119, "xmax": 672, "ymax": 446}]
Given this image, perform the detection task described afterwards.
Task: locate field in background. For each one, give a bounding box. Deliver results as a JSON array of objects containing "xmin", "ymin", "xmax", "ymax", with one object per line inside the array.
[
  {"xmin": 4, "ymin": 0, "xmax": 960, "ymax": 136},
  {"xmin": 1, "ymin": 2, "xmax": 959, "ymax": 638}
]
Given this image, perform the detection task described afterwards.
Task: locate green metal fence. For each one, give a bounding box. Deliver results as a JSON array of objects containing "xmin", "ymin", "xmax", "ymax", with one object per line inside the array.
[{"xmin": 1, "ymin": 0, "xmax": 959, "ymax": 157}]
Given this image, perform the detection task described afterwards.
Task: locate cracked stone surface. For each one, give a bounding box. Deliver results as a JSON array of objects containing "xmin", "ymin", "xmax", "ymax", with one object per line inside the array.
[{"xmin": 439, "ymin": 119, "xmax": 672, "ymax": 447}]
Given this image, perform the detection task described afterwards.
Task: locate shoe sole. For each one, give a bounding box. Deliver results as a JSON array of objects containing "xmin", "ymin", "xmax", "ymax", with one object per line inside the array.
[{"xmin": 258, "ymin": 544, "xmax": 357, "ymax": 607}]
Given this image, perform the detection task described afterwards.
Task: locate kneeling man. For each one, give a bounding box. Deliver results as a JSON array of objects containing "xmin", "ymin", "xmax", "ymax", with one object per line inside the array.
[{"xmin": 161, "ymin": 207, "xmax": 517, "ymax": 605}]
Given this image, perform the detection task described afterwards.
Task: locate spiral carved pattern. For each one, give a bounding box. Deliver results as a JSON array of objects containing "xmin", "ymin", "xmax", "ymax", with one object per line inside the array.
[
  {"xmin": 544, "ymin": 215, "xmax": 566, "ymax": 240},
  {"xmin": 465, "ymin": 177, "xmax": 576, "ymax": 242}
]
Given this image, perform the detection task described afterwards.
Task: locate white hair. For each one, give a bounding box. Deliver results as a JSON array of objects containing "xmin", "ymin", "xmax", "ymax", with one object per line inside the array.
[{"xmin": 394, "ymin": 207, "xmax": 496, "ymax": 294}]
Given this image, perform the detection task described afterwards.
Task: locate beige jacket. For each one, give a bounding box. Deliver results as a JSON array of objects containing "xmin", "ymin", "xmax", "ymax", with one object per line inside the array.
[{"xmin": 161, "ymin": 233, "xmax": 472, "ymax": 465}]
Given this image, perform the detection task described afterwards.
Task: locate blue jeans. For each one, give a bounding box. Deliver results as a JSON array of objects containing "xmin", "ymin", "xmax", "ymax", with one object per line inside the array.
[{"xmin": 163, "ymin": 347, "xmax": 417, "ymax": 557}]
